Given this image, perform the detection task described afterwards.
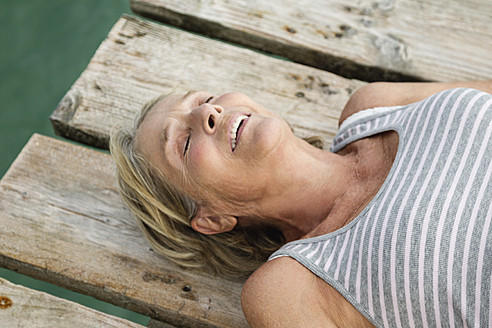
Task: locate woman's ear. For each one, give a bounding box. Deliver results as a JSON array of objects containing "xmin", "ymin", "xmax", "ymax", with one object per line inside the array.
[
  {"xmin": 190, "ymin": 207, "xmax": 237, "ymax": 235},
  {"xmin": 191, "ymin": 216, "xmax": 237, "ymax": 234}
]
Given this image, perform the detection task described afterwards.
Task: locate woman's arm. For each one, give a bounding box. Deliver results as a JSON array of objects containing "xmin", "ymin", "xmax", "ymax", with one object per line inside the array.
[{"xmin": 340, "ymin": 81, "xmax": 492, "ymax": 126}]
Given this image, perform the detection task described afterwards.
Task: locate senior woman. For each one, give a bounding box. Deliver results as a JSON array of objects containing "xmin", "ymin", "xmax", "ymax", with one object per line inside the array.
[{"xmin": 111, "ymin": 81, "xmax": 492, "ymax": 327}]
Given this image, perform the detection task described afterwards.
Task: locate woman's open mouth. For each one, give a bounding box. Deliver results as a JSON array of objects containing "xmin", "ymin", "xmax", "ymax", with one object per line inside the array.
[{"xmin": 231, "ymin": 114, "xmax": 250, "ymax": 151}]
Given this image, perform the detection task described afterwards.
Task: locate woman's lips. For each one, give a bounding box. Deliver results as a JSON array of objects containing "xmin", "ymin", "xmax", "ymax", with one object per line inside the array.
[{"xmin": 230, "ymin": 114, "xmax": 250, "ymax": 151}]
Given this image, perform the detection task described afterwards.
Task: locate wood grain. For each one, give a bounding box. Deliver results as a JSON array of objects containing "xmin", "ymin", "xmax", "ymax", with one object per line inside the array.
[
  {"xmin": 130, "ymin": 0, "xmax": 492, "ymax": 82},
  {"xmin": 50, "ymin": 15, "xmax": 364, "ymax": 149},
  {"xmin": 0, "ymin": 134, "xmax": 247, "ymax": 328},
  {"xmin": 0, "ymin": 278, "xmax": 144, "ymax": 328}
]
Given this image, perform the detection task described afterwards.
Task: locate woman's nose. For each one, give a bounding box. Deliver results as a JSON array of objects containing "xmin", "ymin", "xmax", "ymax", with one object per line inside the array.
[{"xmin": 190, "ymin": 103, "xmax": 223, "ymax": 134}]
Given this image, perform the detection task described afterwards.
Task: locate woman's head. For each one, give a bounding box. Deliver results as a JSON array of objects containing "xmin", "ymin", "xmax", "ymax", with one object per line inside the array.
[
  {"xmin": 111, "ymin": 90, "xmax": 324, "ymax": 277},
  {"xmin": 111, "ymin": 91, "xmax": 294, "ymax": 277}
]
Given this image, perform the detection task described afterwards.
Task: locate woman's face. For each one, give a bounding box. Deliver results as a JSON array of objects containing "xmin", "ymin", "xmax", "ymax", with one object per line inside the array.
[{"xmin": 135, "ymin": 91, "xmax": 293, "ymax": 213}]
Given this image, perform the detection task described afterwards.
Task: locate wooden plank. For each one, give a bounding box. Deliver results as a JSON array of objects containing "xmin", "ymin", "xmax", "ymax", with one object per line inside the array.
[
  {"xmin": 130, "ymin": 0, "xmax": 492, "ymax": 82},
  {"xmin": 50, "ymin": 15, "xmax": 364, "ymax": 149},
  {"xmin": 148, "ymin": 319, "xmax": 178, "ymax": 328},
  {"xmin": 0, "ymin": 134, "xmax": 247, "ymax": 328},
  {"xmin": 0, "ymin": 277, "xmax": 144, "ymax": 328}
]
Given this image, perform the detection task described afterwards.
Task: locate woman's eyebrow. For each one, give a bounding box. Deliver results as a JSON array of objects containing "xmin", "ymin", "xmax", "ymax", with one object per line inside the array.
[
  {"xmin": 160, "ymin": 125, "xmax": 171, "ymax": 161},
  {"xmin": 180, "ymin": 90, "xmax": 197, "ymax": 105}
]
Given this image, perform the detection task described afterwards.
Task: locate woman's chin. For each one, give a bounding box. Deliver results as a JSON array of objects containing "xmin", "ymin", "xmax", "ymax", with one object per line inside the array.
[{"xmin": 245, "ymin": 116, "xmax": 288, "ymax": 159}]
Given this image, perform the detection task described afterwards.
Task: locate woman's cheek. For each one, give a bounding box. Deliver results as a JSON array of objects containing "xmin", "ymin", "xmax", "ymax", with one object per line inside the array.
[
  {"xmin": 188, "ymin": 145, "xmax": 203, "ymax": 167},
  {"xmin": 188, "ymin": 142, "xmax": 216, "ymax": 173}
]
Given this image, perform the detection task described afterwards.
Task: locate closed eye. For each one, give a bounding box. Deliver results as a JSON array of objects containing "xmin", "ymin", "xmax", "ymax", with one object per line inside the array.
[
  {"xmin": 183, "ymin": 135, "xmax": 191, "ymax": 156},
  {"xmin": 183, "ymin": 96, "xmax": 212, "ymax": 156}
]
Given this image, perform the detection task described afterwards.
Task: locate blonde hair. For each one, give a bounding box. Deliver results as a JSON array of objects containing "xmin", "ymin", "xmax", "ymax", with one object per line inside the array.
[{"xmin": 110, "ymin": 93, "xmax": 323, "ymax": 277}]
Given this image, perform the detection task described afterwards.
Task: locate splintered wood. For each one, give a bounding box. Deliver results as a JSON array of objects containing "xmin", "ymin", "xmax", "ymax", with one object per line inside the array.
[
  {"xmin": 131, "ymin": 0, "xmax": 492, "ymax": 82},
  {"xmin": 50, "ymin": 15, "xmax": 364, "ymax": 149},
  {"xmin": 0, "ymin": 134, "xmax": 247, "ymax": 327}
]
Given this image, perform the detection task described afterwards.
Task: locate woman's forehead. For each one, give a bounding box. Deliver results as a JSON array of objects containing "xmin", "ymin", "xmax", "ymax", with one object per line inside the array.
[
  {"xmin": 151, "ymin": 90, "xmax": 209, "ymax": 114},
  {"xmin": 151, "ymin": 94, "xmax": 184, "ymax": 114},
  {"xmin": 134, "ymin": 93, "xmax": 196, "ymax": 176}
]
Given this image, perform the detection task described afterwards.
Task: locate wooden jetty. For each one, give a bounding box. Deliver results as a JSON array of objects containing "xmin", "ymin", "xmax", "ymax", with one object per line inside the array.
[{"xmin": 0, "ymin": 1, "xmax": 490, "ymax": 326}]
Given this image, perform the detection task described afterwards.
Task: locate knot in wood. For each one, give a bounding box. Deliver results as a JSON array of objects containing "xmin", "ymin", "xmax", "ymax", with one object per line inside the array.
[
  {"xmin": 0, "ymin": 296, "xmax": 12, "ymax": 309},
  {"xmin": 284, "ymin": 26, "xmax": 297, "ymax": 34},
  {"xmin": 373, "ymin": 34, "xmax": 409, "ymax": 68}
]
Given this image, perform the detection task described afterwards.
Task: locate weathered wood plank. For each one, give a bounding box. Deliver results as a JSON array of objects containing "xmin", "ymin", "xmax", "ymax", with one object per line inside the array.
[
  {"xmin": 0, "ymin": 277, "xmax": 144, "ymax": 328},
  {"xmin": 130, "ymin": 0, "xmax": 492, "ymax": 82},
  {"xmin": 0, "ymin": 134, "xmax": 247, "ymax": 328},
  {"xmin": 148, "ymin": 319, "xmax": 178, "ymax": 328},
  {"xmin": 50, "ymin": 15, "xmax": 364, "ymax": 149}
]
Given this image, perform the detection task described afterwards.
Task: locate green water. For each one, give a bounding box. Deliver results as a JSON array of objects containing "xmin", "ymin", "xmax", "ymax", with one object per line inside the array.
[{"xmin": 0, "ymin": 0, "xmax": 149, "ymax": 325}]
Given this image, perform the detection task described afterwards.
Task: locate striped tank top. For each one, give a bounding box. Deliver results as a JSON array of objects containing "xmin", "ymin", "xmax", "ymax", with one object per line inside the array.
[{"xmin": 269, "ymin": 88, "xmax": 492, "ymax": 327}]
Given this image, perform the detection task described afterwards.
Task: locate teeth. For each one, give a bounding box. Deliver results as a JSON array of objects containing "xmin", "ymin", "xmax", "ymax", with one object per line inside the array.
[{"xmin": 231, "ymin": 115, "xmax": 248, "ymax": 151}]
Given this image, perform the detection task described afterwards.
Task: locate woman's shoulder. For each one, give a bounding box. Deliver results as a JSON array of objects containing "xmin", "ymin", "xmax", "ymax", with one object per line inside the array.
[
  {"xmin": 241, "ymin": 256, "xmax": 314, "ymax": 308},
  {"xmin": 339, "ymin": 81, "xmax": 492, "ymax": 126},
  {"xmin": 339, "ymin": 82, "xmax": 420, "ymax": 125},
  {"xmin": 241, "ymin": 256, "xmax": 374, "ymax": 327},
  {"xmin": 242, "ymin": 256, "xmax": 311, "ymax": 294},
  {"xmin": 339, "ymin": 82, "xmax": 390, "ymax": 125},
  {"xmin": 241, "ymin": 256, "xmax": 332, "ymax": 327}
]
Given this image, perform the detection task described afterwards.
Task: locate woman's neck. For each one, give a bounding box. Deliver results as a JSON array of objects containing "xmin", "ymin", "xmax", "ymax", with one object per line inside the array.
[{"xmin": 254, "ymin": 138, "xmax": 362, "ymax": 241}]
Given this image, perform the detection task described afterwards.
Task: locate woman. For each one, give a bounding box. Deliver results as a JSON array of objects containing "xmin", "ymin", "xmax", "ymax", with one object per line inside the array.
[{"xmin": 111, "ymin": 81, "xmax": 492, "ymax": 327}]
